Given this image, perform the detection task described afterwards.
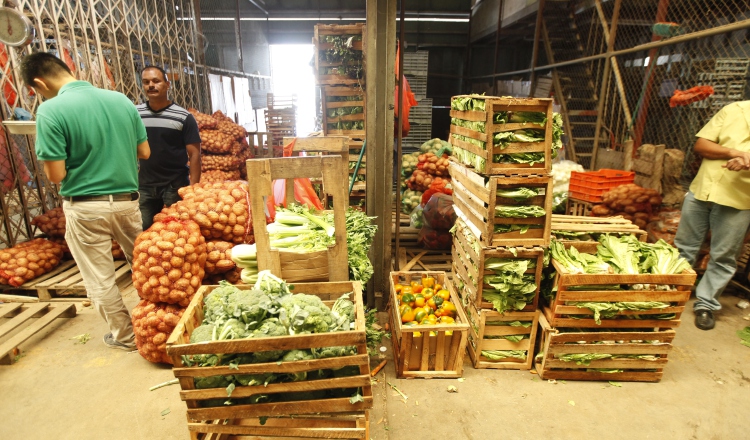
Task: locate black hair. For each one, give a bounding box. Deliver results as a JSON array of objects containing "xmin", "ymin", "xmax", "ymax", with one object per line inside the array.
[
  {"xmin": 141, "ymin": 65, "xmax": 169, "ymax": 82},
  {"xmin": 20, "ymin": 52, "xmax": 73, "ymax": 86}
]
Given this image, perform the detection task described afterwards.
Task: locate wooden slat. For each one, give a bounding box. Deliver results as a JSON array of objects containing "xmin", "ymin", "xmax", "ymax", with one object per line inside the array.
[
  {"xmin": 0, "ymin": 303, "xmax": 50, "ymax": 339},
  {"xmin": 0, "ymin": 303, "xmax": 24, "ymax": 317},
  {"xmin": 0, "ymin": 304, "xmax": 76, "ymax": 365}
]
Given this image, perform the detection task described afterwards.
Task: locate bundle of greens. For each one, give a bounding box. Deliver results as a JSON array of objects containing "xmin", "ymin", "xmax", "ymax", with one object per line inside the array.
[
  {"xmin": 550, "ymin": 239, "xmax": 612, "ymax": 275},
  {"xmin": 558, "ymin": 353, "xmax": 660, "ymax": 366},
  {"xmin": 569, "ymin": 301, "xmax": 672, "ymax": 325},
  {"xmin": 495, "ymin": 205, "xmax": 546, "ymax": 218},
  {"xmin": 328, "ymin": 120, "xmax": 364, "ymax": 131},
  {"xmin": 493, "ymin": 129, "xmax": 545, "ymax": 148},
  {"xmin": 494, "ymin": 224, "xmax": 542, "ymax": 234},
  {"xmin": 484, "ymin": 320, "xmax": 532, "ymax": 342},
  {"xmin": 482, "ymin": 258, "xmax": 538, "ymax": 314},
  {"xmin": 481, "ymin": 350, "xmax": 527, "ymax": 361},
  {"xmin": 231, "ymin": 205, "xmax": 377, "ymax": 284},
  {"xmin": 496, "ymin": 187, "xmax": 540, "ymax": 201},
  {"xmin": 451, "ymin": 117, "xmax": 486, "ymax": 133},
  {"xmin": 184, "ymin": 272, "xmax": 363, "ymax": 407},
  {"xmin": 451, "ymin": 96, "xmax": 486, "ymax": 112}
]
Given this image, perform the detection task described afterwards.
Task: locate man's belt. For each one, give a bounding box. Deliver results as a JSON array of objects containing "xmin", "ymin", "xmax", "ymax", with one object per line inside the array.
[{"xmin": 68, "ymin": 192, "xmax": 139, "ymax": 202}]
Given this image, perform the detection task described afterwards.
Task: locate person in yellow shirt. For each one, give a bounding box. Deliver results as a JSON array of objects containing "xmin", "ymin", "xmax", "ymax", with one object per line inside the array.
[{"xmin": 674, "ymin": 101, "xmax": 750, "ymax": 330}]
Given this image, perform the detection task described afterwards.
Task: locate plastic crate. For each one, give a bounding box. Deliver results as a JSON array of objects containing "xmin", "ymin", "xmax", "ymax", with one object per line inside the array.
[{"xmin": 568, "ymin": 169, "xmax": 635, "ymax": 203}]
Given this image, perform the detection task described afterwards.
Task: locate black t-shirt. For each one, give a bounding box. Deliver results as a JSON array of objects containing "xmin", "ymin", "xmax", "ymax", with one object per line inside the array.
[{"xmin": 137, "ymin": 102, "xmax": 201, "ymax": 187}]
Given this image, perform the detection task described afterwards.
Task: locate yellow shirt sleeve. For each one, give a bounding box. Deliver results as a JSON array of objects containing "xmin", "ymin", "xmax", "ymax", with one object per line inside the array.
[{"xmin": 695, "ymin": 105, "xmax": 728, "ymax": 142}]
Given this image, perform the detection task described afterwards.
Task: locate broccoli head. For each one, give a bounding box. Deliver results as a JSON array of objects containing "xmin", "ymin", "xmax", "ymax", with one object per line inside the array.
[
  {"xmin": 235, "ymin": 373, "xmax": 277, "ymax": 387},
  {"xmin": 312, "ymin": 345, "xmax": 358, "ymax": 359},
  {"xmin": 281, "ymin": 349, "xmax": 315, "ymax": 381},
  {"xmin": 249, "ymin": 318, "xmax": 289, "ymax": 363},
  {"xmin": 331, "ymin": 293, "xmax": 355, "ymax": 331},
  {"xmin": 279, "ymin": 294, "xmax": 336, "ymax": 334},
  {"xmin": 190, "ymin": 324, "xmax": 217, "ymax": 343},
  {"xmin": 218, "ymin": 318, "xmax": 251, "ymax": 340},
  {"xmin": 195, "ymin": 374, "xmax": 233, "ymax": 389}
]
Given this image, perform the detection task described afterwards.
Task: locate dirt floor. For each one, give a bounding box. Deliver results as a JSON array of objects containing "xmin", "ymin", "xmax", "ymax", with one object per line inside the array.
[{"xmin": 2, "ymin": 284, "xmax": 750, "ymax": 440}]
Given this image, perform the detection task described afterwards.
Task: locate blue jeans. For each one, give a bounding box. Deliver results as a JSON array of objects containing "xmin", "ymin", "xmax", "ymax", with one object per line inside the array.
[
  {"xmin": 674, "ymin": 192, "xmax": 750, "ymax": 312},
  {"xmin": 139, "ymin": 183, "xmax": 184, "ymax": 230}
]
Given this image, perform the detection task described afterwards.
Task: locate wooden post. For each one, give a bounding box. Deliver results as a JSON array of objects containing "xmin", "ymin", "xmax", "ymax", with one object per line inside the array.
[
  {"xmin": 365, "ymin": 0, "xmax": 397, "ymax": 308},
  {"xmin": 235, "ymin": 0, "xmax": 244, "ymax": 72},
  {"xmin": 632, "ymin": 0, "xmax": 670, "ymax": 150},
  {"xmin": 593, "ymin": 0, "xmax": 632, "ymax": 131},
  {"xmin": 591, "ymin": 0, "xmax": 622, "ymax": 170},
  {"xmin": 491, "ymin": 0, "xmax": 506, "ymax": 96},
  {"xmin": 528, "ymin": 0, "xmax": 547, "ymax": 98},
  {"xmin": 541, "ymin": 21, "xmax": 577, "ymax": 163},
  {"xmin": 394, "ymin": 0, "xmax": 406, "ymax": 270}
]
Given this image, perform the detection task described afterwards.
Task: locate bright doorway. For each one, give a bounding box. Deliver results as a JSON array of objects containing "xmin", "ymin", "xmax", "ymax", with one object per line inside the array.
[{"xmin": 269, "ymin": 44, "xmax": 316, "ymax": 136}]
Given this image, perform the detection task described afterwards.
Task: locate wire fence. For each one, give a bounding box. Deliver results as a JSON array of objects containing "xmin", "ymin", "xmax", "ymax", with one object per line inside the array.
[{"xmin": 538, "ymin": 0, "xmax": 750, "ymax": 179}]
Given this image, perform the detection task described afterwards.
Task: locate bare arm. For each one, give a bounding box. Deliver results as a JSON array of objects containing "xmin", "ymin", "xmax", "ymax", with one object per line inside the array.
[
  {"xmin": 43, "ymin": 160, "xmax": 67, "ymax": 184},
  {"xmin": 693, "ymin": 137, "xmax": 750, "ymax": 164},
  {"xmin": 186, "ymin": 143, "xmax": 201, "ymax": 184},
  {"xmin": 137, "ymin": 140, "xmax": 151, "ymax": 160}
]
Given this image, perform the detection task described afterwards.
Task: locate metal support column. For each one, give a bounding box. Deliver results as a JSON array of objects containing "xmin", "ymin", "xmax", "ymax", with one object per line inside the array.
[{"xmin": 365, "ymin": 0, "xmax": 397, "ymax": 308}]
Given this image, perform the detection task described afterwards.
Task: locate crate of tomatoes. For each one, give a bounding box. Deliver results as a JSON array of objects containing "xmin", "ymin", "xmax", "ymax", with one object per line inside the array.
[{"xmin": 389, "ymin": 271, "xmax": 469, "ymax": 378}]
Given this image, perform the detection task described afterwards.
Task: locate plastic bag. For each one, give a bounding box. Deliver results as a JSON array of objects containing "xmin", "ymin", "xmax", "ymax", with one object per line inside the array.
[
  {"xmin": 410, "ymin": 204, "xmax": 424, "ymax": 229},
  {"xmin": 552, "ymin": 192, "xmax": 568, "ymax": 214},
  {"xmin": 422, "ymin": 193, "xmax": 457, "ymax": 230},
  {"xmin": 272, "ymin": 138, "xmax": 324, "ymax": 210},
  {"xmin": 418, "ymin": 225, "xmax": 452, "ymax": 250}
]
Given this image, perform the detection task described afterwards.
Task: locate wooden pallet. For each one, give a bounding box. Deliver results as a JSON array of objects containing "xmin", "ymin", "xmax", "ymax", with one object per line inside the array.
[
  {"xmin": 466, "ymin": 305, "xmax": 539, "ymax": 370},
  {"xmin": 192, "ymin": 412, "xmax": 369, "ymax": 440},
  {"xmin": 543, "ymin": 259, "xmax": 696, "ymax": 329},
  {"xmin": 0, "ymin": 260, "xmax": 131, "ymax": 300},
  {"xmin": 449, "ymin": 95, "xmax": 553, "ymax": 175},
  {"xmin": 450, "ymin": 161, "xmax": 552, "ymax": 247},
  {"xmin": 0, "ymin": 302, "xmax": 77, "ymax": 364},
  {"xmin": 389, "ymin": 272, "xmax": 469, "ymax": 378},
  {"xmin": 535, "ymin": 314, "xmax": 675, "ymax": 382}
]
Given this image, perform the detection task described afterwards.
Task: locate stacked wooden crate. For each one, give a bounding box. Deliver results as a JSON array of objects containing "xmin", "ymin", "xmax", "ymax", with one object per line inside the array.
[
  {"xmin": 537, "ymin": 218, "xmax": 696, "ymax": 382},
  {"xmin": 448, "ymin": 95, "xmax": 555, "ymax": 370},
  {"xmin": 264, "ymin": 93, "xmax": 296, "ymax": 153},
  {"xmin": 315, "ymin": 23, "xmax": 367, "ymax": 202},
  {"xmin": 403, "ymin": 51, "xmax": 430, "ymax": 152}
]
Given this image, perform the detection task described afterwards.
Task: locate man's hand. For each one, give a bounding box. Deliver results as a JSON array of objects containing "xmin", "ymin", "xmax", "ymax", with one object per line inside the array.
[{"xmin": 723, "ymin": 157, "xmax": 750, "ymax": 171}]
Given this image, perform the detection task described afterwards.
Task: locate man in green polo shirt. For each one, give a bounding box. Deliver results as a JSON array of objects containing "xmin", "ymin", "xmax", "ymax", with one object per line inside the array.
[{"xmin": 21, "ymin": 52, "xmax": 150, "ymax": 350}]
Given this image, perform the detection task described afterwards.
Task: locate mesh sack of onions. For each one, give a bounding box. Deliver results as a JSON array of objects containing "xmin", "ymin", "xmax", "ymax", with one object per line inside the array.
[
  {"xmin": 31, "ymin": 207, "xmax": 66, "ymax": 237},
  {"xmin": 131, "ymin": 300, "xmax": 188, "ymax": 365},
  {"xmin": 156, "ymin": 181, "xmax": 253, "ymax": 244},
  {"xmin": 200, "ymin": 169, "xmax": 241, "ymax": 183},
  {"xmin": 203, "ymin": 266, "xmax": 242, "ymax": 285},
  {"xmin": 132, "ymin": 217, "xmax": 207, "ymax": 307},
  {"xmin": 205, "ymin": 240, "xmax": 236, "ymax": 275},
  {"xmin": 199, "ymin": 130, "xmax": 234, "ymax": 155},
  {"xmin": 201, "ymin": 154, "xmax": 242, "ymax": 172},
  {"xmin": 0, "ymin": 238, "xmax": 64, "ymax": 286},
  {"xmin": 188, "ymin": 108, "xmax": 218, "ymax": 130}
]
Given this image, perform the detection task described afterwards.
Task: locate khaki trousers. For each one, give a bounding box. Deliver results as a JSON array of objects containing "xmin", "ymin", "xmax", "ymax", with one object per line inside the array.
[{"xmin": 63, "ymin": 199, "xmax": 142, "ymax": 344}]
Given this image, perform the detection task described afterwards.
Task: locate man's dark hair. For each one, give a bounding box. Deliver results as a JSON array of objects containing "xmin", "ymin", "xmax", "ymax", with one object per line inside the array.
[
  {"xmin": 141, "ymin": 65, "xmax": 168, "ymax": 82},
  {"xmin": 20, "ymin": 52, "xmax": 73, "ymax": 86}
]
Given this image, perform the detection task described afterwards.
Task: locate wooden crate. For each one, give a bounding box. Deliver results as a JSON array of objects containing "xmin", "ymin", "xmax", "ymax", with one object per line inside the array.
[
  {"xmin": 535, "ymin": 314, "xmax": 675, "ymax": 382},
  {"xmin": 191, "ymin": 412, "xmax": 369, "ymax": 440},
  {"xmin": 315, "ymin": 24, "xmax": 366, "ymax": 86},
  {"xmin": 0, "ymin": 260, "xmax": 131, "ymax": 300},
  {"xmin": 543, "ymin": 259, "xmax": 697, "ymax": 329},
  {"xmin": 466, "ymin": 305, "xmax": 539, "ymax": 370},
  {"xmin": 551, "ymin": 213, "xmax": 647, "ymax": 254},
  {"xmin": 449, "ymin": 95, "xmax": 553, "ymax": 175},
  {"xmin": 0, "ymin": 302, "xmax": 77, "ymax": 364},
  {"xmin": 566, "ymin": 197, "xmax": 593, "ymax": 216},
  {"xmin": 451, "ymin": 225, "xmax": 544, "ymax": 312},
  {"xmin": 450, "ymin": 161, "xmax": 551, "ymax": 247},
  {"xmin": 165, "ymin": 281, "xmax": 372, "ymax": 422},
  {"xmin": 247, "ymin": 155, "xmax": 349, "ymax": 282},
  {"xmin": 388, "ymin": 271, "xmax": 469, "ymax": 378},
  {"xmin": 322, "ymin": 85, "xmax": 365, "ymax": 138}
]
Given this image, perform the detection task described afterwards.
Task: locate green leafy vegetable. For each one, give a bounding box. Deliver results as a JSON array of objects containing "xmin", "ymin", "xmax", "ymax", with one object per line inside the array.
[
  {"xmin": 496, "ymin": 187, "xmax": 540, "ymax": 201},
  {"xmin": 495, "ymin": 205, "xmax": 546, "ymax": 218},
  {"xmin": 481, "ymin": 350, "xmax": 527, "ymax": 360}
]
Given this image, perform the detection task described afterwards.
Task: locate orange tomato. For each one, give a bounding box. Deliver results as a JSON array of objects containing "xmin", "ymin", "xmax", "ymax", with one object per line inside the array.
[
  {"xmin": 394, "ymin": 284, "xmax": 404, "ymax": 293},
  {"xmin": 434, "ymin": 283, "xmax": 443, "ymax": 292},
  {"xmin": 401, "ymin": 286, "xmax": 413, "ymax": 295},
  {"xmin": 422, "ymin": 276, "xmax": 435, "ymax": 289},
  {"xmin": 421, "ymin": 288, "xmax": 434, "ymax": 300},
  {"xmin": 412, "ymin": 285, "xmax": 424, "ymax": 294},
  {"xmin": 423, "ymin": 314, "xmax": 438, "ymax": 325},
  {"xmin": 437, "ymin": 289, "xmax": 451, "ymax": 301}
]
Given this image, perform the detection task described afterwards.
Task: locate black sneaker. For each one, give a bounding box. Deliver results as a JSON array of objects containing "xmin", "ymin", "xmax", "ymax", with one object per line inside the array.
[{"xmin": 694, "ymin": 310, "xmax": 715, "ymax": 330}]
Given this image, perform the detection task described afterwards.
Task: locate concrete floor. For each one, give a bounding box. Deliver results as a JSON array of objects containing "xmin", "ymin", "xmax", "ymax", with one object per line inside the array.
[{"xmin": 2, "ymin": 286, "xmax": 750, "ymax": 440}]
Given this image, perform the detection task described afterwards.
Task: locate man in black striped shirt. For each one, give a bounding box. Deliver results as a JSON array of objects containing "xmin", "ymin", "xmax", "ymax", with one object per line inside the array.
[{"xmin": 137, "ymin": 66, "xmax": 201, "ymax": 229}]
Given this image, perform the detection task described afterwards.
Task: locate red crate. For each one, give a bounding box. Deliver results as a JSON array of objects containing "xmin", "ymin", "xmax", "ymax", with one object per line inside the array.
[{"xmin": 568, "ymin": 169, "xmax": 635, "ymax": 202}]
